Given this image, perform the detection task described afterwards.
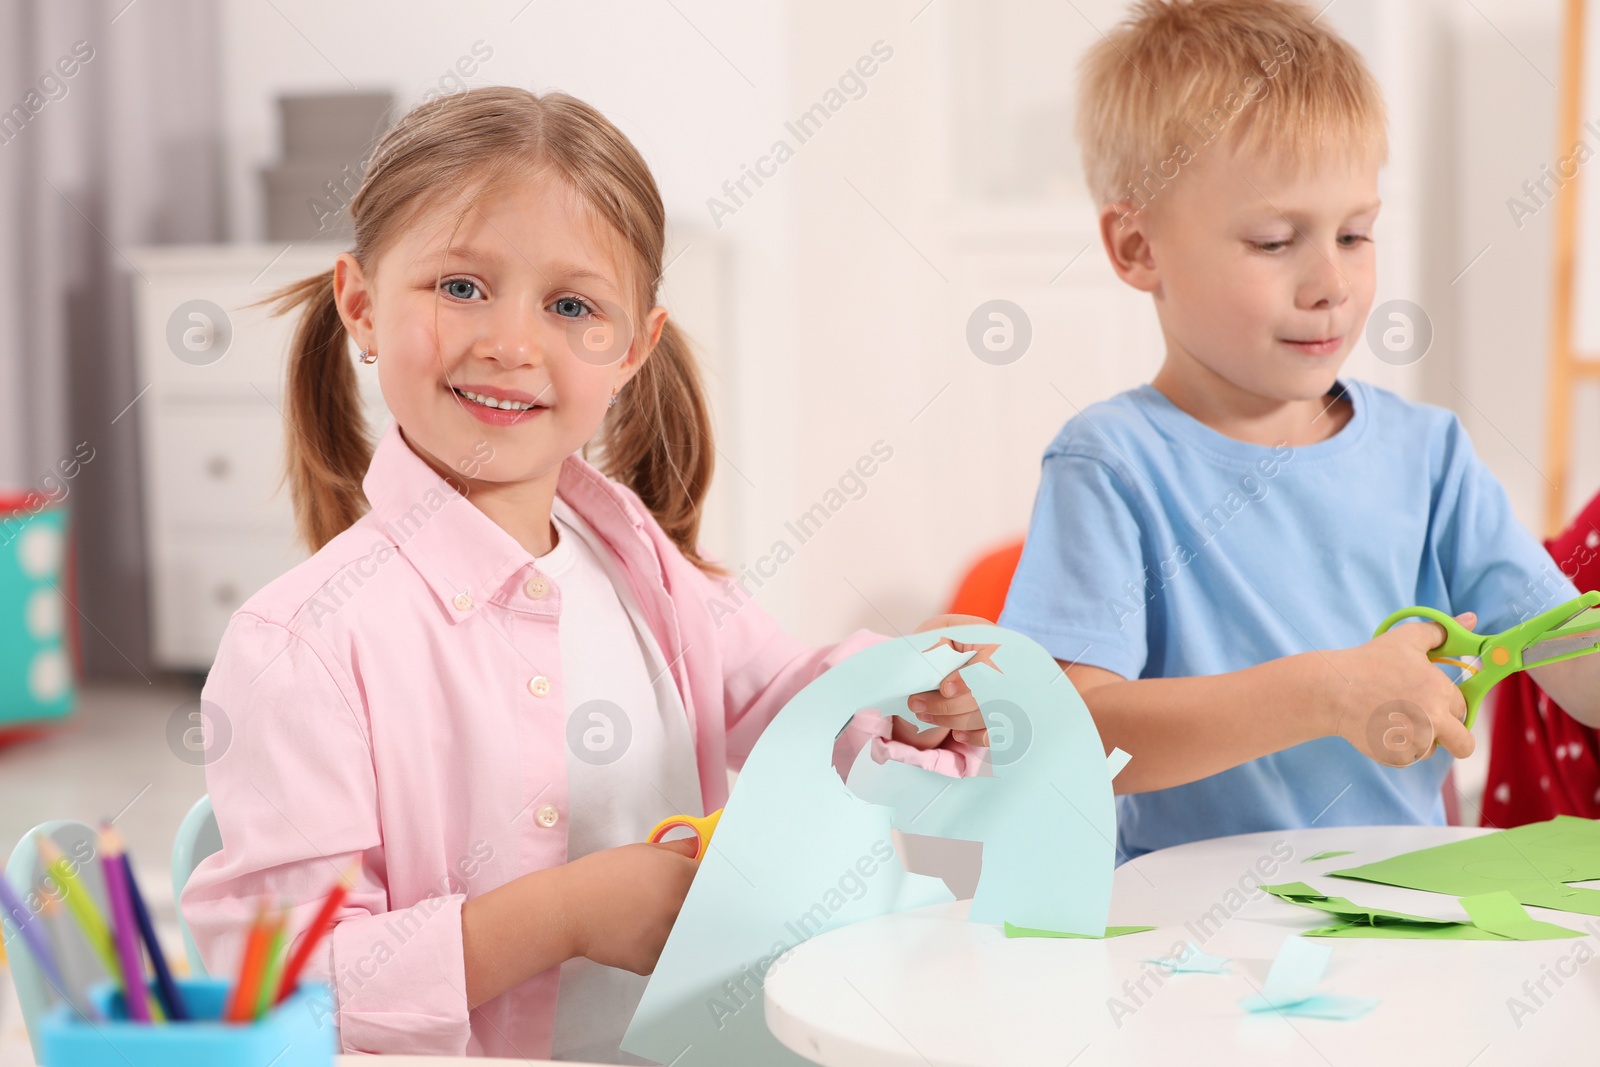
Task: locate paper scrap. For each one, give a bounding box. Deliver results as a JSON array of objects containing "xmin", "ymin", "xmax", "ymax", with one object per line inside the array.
[
  {"xmin": 1239, "ymin": 936, "xmax": 1378, "ymax": 1020},
  {"xmin": 1004, "ymin": 922, "xmax": 1155, "ymax": 939},
  {"xmin": 1146, "ymin": 940, "xmax": 1230, "ymax": 974},
  {"xmin": 1107, "ymin": 747, "xmax": 1132, "ymax": 779},
  {"xmin": 1304, "ymin": 850, "xmax": 1355, "ymax": 862},
  {"xmin": 1460, "ymin": 891, "xmax": 1585, "ymax": 940}
]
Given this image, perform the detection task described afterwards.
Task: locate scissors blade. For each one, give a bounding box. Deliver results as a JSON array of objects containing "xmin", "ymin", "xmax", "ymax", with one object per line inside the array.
[{"xmin": 1525, "ymin": 608, "xmax": 1600, "ymax": 666}]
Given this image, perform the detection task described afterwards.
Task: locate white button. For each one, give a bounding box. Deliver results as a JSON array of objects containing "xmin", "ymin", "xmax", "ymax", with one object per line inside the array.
[
  {"xmin": 525, "ymin": 576, "xmax": 549, "ymax": 599},
  {"xmin": 453, "ymin": 593, "xmax": 473, "ymax": 611},
  {"xmin": 535, "ymin": 804, "xmax": 560, "ymax": 828},
  {"xmin": 528, "ymin": 675, "xmax": 550, "ymax": 697}
]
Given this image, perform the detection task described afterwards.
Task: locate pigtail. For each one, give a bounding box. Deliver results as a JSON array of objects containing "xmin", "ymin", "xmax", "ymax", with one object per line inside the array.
[
  {"xmin": 258, "ymin": 269, "xmax": 372, "ymax": 553},
  {"xmin": 599, "ymin": 318, "xmax": 723, "ymax": 575}
]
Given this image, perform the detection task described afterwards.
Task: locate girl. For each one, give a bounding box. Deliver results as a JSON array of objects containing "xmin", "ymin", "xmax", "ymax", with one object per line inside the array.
[{"xmin": 180, "ymin": 87, "xmax": 984, "ymax": 1061}]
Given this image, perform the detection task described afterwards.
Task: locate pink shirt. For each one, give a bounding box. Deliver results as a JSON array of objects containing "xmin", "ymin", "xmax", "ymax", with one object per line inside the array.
[{"xmin": 181, "ymin": 422, "xmax": 976, "ymax": 1058}]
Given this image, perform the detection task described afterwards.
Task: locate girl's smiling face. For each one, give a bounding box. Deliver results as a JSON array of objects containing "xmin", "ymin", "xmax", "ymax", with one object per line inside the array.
[{"xmin": 334, "ymin": 171, "xmax": 666, "ymax": 489}]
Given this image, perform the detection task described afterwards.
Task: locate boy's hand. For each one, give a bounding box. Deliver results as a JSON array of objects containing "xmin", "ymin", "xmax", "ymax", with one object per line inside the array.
[
  {"xmin": 559, "ymin": 838, "xmax": 700, "ymax": 975},
  {"xmin": 1323, "ymin": 612, "xmax": 1477, "ymax": 766},
  {"xmin": 901, "ymin": 613, "xmax": 994, "ymax": 748}
]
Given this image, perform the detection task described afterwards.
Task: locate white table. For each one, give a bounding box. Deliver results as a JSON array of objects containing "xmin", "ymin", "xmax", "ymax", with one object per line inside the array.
[{"xmin": 764, "ymin": 826, "xmax": 1600, "ymax": 1066}]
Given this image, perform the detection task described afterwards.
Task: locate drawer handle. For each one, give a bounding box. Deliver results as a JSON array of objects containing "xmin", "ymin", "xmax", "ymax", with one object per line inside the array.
[
  {"xmin": 213, "ymin": 582, "xmax": 239, "ymax": 606},
  {"xmin": 205, "ymin": 455, "xmax": 232, "ymax": 479}
]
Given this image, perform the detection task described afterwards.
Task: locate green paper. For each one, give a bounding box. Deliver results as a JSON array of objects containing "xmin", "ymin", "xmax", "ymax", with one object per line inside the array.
[
  {"xmin": 1303, "ymin": 922, "xmax": 1507, "ymax": 940},
  {"xmin": 1460, "ymin": 891, "xmax": 1583, "ymax": 940},
  {"xmin": 1329, "ymin": 816, "xmax": 1600, "ymax": 917},
  {"xmin": 623, "ymin": 625, "xmax": 1121, "ymax": 1066},
  {"xmin": 1265, "ymin": 881, "xmax": 1584, "ymax": 940},
  {"xmin": 1304, "ymin": 850, "xmax": 1354, "ymax": 862},
  {"xmin": 1262, "ymin": 882, "xmax": 1458, "ymax": 927},
  {"xmin": 1004, "ymin": 922, "xmax": 1155, "ymax": 939}
]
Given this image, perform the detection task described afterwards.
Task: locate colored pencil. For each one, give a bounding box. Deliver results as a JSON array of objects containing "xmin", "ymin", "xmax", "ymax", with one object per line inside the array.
[
  {"xmin": 98, "ymin": 826, "xmax": 151, "ymax": 1022},
  {"xmin": 252, "ymin": 903, "xmax": 289, "ymax": 1019},
  {"xmin": 224, "ymin": 901, "xmax": 269, "ymax": 1023},
  {"xmin": 34, "ymin": 834, "xmax": 117, "ymax": 980},
  {"xmin": 118, "ymin": 850, "xmax": 187, "ymax": 1021},
  {"xmin": 116, "ymin": 837, "xmax": 189, "ymax": 1020},
  {"xmin": 0, "ymin": 869, "xmax": 70, "ymax": 1007},
  {"xmin": 272, "ymin": 862, "xmax": 357, "ymax": 1005}
]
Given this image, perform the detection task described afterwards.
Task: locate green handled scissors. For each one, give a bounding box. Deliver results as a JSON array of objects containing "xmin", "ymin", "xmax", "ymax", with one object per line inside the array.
[{"xmin": 1374, "ymin": 590, "xmax": 1600, "ymax": 729}]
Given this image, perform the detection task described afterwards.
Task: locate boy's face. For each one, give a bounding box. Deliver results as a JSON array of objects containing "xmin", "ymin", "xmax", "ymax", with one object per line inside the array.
[{"xmin": 1119, "ymin": 142, "xmax": 1381, "ymax": 404}]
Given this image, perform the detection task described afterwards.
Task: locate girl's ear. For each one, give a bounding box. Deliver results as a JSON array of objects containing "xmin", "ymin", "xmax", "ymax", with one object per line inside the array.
[
  {"xmin": 621, "ymin": 304, "xmax": 670, "ymax": 385},
  {"xmin": 331, "ymin": 252, "xmax": 377, "ymax": 349},
  {"xmin": 1098, "ymin": 200, "xmax": 1161, "ymax": 295}
]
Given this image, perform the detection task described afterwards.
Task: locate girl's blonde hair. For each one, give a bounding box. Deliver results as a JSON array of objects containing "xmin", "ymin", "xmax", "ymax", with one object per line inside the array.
[
  {"xmin": 263, "ymin": 87, "xmax": 720, "ymax": 572},
  {"xmin": 1077, "ymin": 0, "xmax": 1387, "ymax": 208}
]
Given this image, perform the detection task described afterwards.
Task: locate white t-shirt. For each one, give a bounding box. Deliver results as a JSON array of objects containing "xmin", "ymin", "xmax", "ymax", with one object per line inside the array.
[{"xmin": 541, "ymin": 496, "xmax": 704, "ymax": 1063}]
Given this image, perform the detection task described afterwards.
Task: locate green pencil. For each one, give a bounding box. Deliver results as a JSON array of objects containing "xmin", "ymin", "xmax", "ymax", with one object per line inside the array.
[{"xmin": 253, "ymin": 903, "xmax": 290, "ymax": 1020}]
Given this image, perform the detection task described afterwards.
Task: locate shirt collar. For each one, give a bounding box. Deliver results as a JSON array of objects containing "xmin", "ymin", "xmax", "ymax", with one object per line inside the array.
[{"xmin": 360, "ymin": 421, "xmax": 661, "ymax": 622}]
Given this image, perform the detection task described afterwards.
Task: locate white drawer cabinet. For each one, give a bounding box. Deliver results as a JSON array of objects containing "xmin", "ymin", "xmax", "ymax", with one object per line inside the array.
[{"xmin": 128, "ymin": 243, "xmax": 390, "ymax": 670}]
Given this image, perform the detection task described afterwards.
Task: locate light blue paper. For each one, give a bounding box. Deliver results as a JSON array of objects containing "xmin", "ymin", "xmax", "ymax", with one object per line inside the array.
[
  {"xmin": 1239, "ymin": 936, "xmax": 1378, "ymax": 1021},
  {"xmin": 1242, "ymin": 993, "xmax": 1381, "ymax": 1020},
  {"xmin": 622, "ymin": 625, "xmax": 1117, "ymax": 1066},
  {"xmin": 1148, "ymin": 940, "xmax": 1230, "ymax": 974}
]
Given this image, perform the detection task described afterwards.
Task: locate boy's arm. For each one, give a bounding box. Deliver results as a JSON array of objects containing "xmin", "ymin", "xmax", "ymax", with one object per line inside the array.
[
  {"xmin": 911, "ymin": 614, "xmax": 1478, "ymax": 793},
  {"xmin": 1527, "ymin": 658, "xmax": 1600, "ymax": 728}
]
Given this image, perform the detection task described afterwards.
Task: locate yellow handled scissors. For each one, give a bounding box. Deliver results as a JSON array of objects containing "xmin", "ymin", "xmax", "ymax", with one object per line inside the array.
[
  {"xmin": 647, "ymin": 808, "xmax": 723, "ymax": 859},
  {"xmin": 1374, "ymin": 590, "xmax": 1600, "ymax": 729}
]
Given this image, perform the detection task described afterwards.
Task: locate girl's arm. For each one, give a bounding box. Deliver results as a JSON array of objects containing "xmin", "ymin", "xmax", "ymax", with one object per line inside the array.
[
  {"xmin": 183, "ymin": 615, "xmax": 475, "ymax": 1054},
  {"xmin": 460, "ymin": 838, "xmax": 697, "ymax": 1009}
]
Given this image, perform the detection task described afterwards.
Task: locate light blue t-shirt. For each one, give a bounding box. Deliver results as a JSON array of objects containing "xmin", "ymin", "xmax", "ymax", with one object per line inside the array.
[{"xmin": 998, "ymin": 380, "xmax": 1574, "ymax": 861}]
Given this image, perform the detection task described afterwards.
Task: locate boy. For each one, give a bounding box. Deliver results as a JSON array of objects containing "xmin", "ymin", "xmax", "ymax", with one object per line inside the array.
[{"xmin": 915, "ymin": 0, "xmax": 1600, "ymax": 860}]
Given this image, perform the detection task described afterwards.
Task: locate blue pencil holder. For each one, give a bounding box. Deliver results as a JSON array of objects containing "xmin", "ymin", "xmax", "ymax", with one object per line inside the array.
[{"xmin": 37, "ymin": 978, "xmax": 336, "ymax": 1067}]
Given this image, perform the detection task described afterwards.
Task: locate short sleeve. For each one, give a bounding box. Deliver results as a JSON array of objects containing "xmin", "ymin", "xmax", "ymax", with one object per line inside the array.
[
  {"xmin": 998, "ymin": 452, "xmax": 1151, "ymax": 679},
  {"xmin": 180, "ymin": 612, "xmax": 471, "ymax": 1055},
  {"xmin": 1433, "ymin": 420, "xmax": 1576, "ymax": 633}
]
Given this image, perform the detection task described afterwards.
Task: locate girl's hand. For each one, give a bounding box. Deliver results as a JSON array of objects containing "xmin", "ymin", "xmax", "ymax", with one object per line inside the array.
[
  {"xmin": 900, "ymin": 613, "xmax": 994, "ymax": 748},
  {"xmin": 559, "ymin": 837, "xmax": 700, "ymax": 974},
  {"xmin": 1322, "ymin": 611, "xmax": 1477, "ymax": 766}
]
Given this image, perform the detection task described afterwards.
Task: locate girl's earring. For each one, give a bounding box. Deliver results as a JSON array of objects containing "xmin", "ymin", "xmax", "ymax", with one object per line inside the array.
[
  {"xmin": 358, "ymin": 348, "xmax": 377, "ymax": 364},
  {"xmin": 608, "ymin": 389, "xmax": 619, "ymax": 408}
]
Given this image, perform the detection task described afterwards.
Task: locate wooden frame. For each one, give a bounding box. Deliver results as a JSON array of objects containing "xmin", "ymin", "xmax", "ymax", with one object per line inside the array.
[{"xmin": 1548, "ymin": 0, "xmax": 1599, "ymax": 535}]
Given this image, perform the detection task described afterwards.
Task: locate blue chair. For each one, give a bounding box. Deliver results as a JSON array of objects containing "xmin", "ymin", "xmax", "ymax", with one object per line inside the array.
[
  {"xmin": 171, "ymin": 794, "xmax": 222, "ymax": 979},
  {"xmin": 3, "ymin": 819, "xmax": 105, "ymax": 1065}
]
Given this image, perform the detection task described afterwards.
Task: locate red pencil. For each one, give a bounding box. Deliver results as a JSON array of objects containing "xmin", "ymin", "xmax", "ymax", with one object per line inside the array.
[
  {"xmin": 272, "ymin": 862, "xmax": 357, "ymax": 1005},
  {"xmin": 223, "ymin": 901, "xmax": 270, "ymax": 1023}
]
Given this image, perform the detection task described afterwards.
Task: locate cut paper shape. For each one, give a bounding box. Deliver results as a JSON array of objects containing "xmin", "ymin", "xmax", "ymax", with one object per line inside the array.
[
  {"xmin": 1263, "ymin": 882, "xmax": 1582, "ymax": 941},
  {"xmin": 1329, "ymin": 816, "xmax": 1600, "ymax": 917},
  {"xmin": 1003, "ymin": 922, "xmax": 1155, "ymax": 939},
  {"xmin": 1459, "ymin": 891, "xmax": 1585, "ymax": 940},
  {"xmin": 1107, "ymin": 747, "xmax": 1132, "ymax": 779},
  {"xmin": 622, "ymin": 625, "xmax": 1118, "ymax": 1066},
  {"xmin": 1304, "ymin": 850, "xmax": 1354, "ymax": 863},
  {"xmin": 1146, "ymin": 940, "xmax": 1230, "ymax": 974},
  {"xmin": 1239, "ymin": 936, "xmax": 1379, "ymax": 1021},
  {"xmin": 1263, "ymin": 882, "xmax": 1461, "ymax": 928}
]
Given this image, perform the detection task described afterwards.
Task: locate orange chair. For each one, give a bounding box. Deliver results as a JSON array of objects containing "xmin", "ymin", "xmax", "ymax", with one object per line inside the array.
[{"xmin": 945, "ymin": 540, "xmax": 1025, "ymax": 621}]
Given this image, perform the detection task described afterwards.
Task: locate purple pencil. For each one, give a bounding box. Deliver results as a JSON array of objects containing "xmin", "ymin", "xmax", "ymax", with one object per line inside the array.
[
  {"xmin": 98, "ymin": 825, "xmax": 150, "ymax": 1022},
  {"xmin": 0, "ymin": 869, "xmax": 71, "ymax": 1007}
]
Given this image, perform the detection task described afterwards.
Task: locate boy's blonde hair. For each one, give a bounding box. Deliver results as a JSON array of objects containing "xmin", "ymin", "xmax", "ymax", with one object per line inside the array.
[{"xmin": 1077, "ymin": 0, "xmax": 1387, "ymax": 211}]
